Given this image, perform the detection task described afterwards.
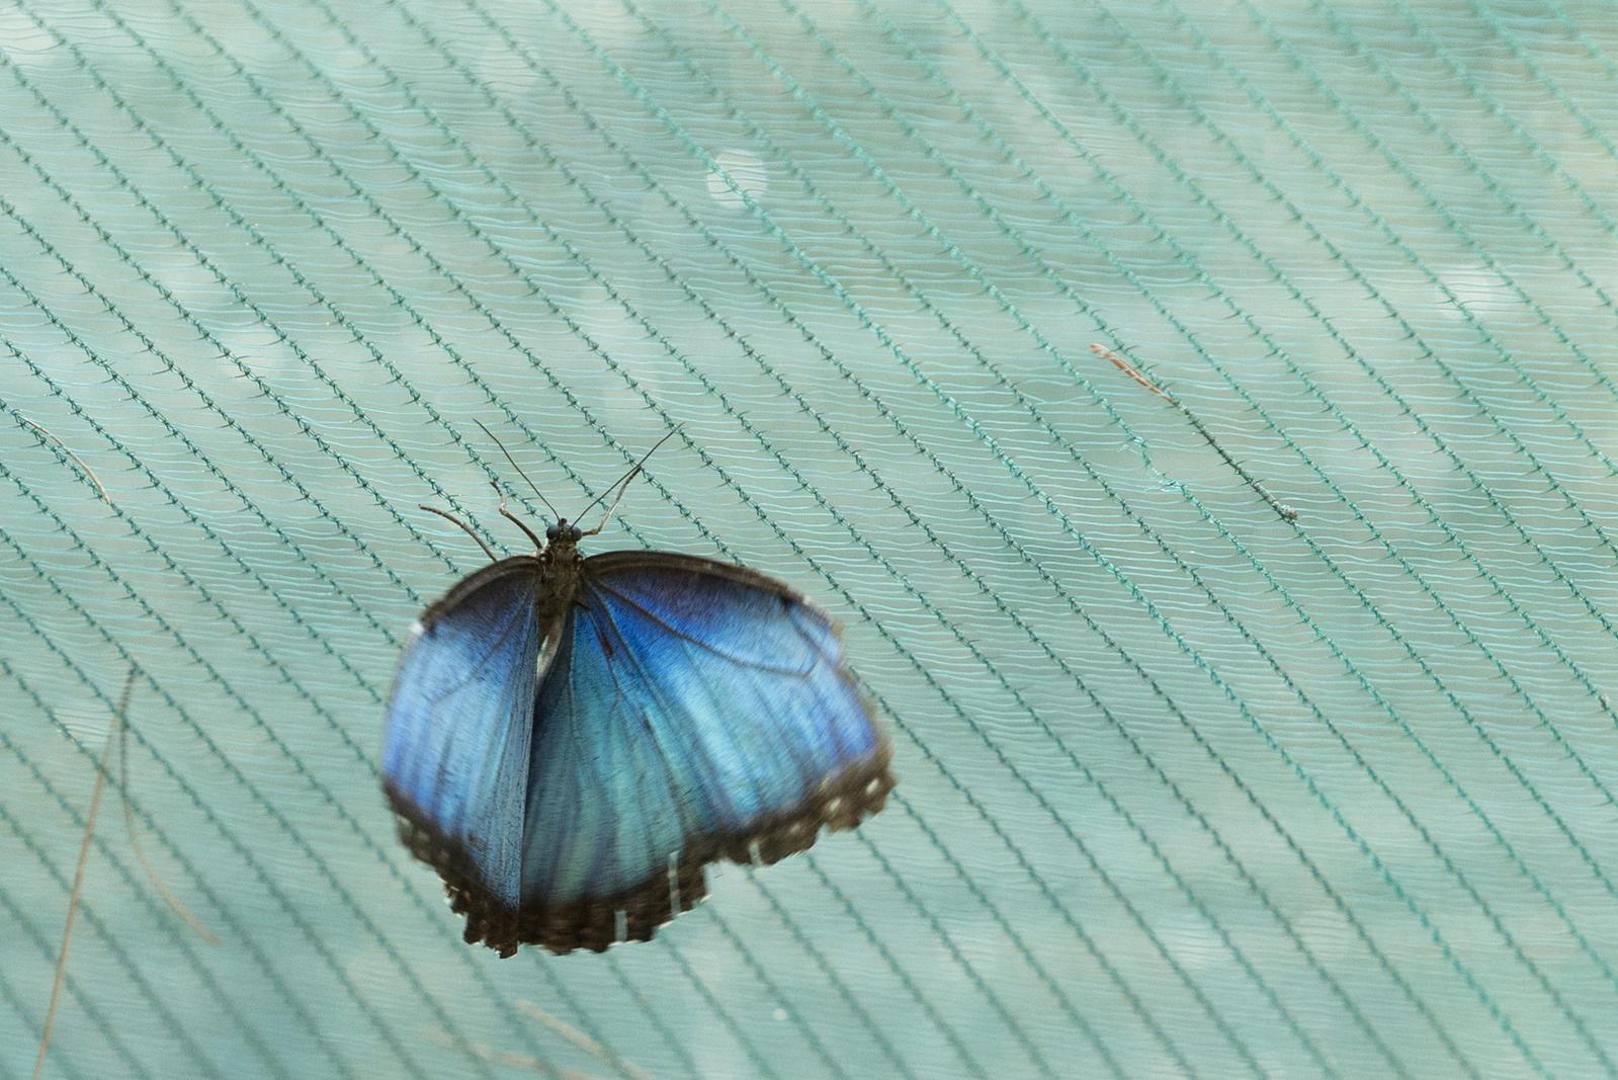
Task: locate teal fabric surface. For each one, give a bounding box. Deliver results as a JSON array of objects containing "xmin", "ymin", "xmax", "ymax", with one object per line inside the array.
[{"xmin": 3, "ymin": 1, "xmax": 1618, "ymax": 1076}]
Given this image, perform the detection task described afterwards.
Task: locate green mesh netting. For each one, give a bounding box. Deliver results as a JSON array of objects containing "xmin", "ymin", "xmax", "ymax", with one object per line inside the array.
[{"xmin": 4, "ymin": 0, "xmax": 1618, "ymax": 1076}]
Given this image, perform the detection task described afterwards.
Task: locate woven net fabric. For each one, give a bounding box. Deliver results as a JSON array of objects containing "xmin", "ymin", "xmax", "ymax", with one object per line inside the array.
[{"xmin": 4, "ymin": 0, "xmax": 1617, "ymax": 1076}]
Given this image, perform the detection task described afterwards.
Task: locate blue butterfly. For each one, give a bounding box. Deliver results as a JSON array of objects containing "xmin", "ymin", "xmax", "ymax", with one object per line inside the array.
[{"xmin": 381, "ymin": 434, "xmax": 893, "ymax": 956}]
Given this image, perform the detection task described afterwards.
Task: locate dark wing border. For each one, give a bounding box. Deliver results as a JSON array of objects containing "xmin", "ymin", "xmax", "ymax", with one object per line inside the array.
[
  {"xmin": 412, "ymin": 556, "xmax": 545, "ymax": 629},
  {"xmin": 583, "ymin": 550, "xmax": 811, "ymax": 604},
  {"xmin": 489, "ymin": 736, "xmax": 894, "ymax": 956}
]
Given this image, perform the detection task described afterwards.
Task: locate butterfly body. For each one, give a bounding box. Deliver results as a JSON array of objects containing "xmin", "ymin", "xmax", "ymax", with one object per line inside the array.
[{"xmin": 383, "ymin": 518, "xmax": 892, "ymax": 956}]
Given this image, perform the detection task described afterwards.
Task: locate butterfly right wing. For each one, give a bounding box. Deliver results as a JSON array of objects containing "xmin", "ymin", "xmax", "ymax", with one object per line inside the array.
[
  {"xmin": 381, "ymin": 557, "xmax": 545, "ymax": 952},
  {"xmin": 509, "ymin": 554, "xmax": 891, "ymax": 955}
]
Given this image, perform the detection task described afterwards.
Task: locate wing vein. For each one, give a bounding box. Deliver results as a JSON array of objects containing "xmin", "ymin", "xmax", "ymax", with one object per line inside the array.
[
  {"xmin": 586, "ymin": 576, "xmax": 819, "ymax": 676},
  {"xmin": 588, "ymin": 596, "xmax": 720, "ymax": 833}
]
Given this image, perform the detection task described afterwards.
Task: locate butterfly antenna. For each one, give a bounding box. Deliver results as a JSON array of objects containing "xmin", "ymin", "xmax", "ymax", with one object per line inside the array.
[
  {"xmin": 578, "ymin": 426, "xmax": 681, "ymax": 536},
  {"xmin": 473, "ymin": 420, "xmax": 562, "ymax": 523}
]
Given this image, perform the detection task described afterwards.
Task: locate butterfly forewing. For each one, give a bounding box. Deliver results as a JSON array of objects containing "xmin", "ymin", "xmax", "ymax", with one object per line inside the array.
[{"xmin": 381, "ymin": 558, "xmax": 545, "ymax": 923}]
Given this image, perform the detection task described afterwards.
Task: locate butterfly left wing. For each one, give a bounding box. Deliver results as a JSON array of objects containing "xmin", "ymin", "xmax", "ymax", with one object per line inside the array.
[
  {"xmin": 511, "ymin": 552, "xmax": 893, "ymax": 954},
  {"xmin": 381, "ymin": 558, "xmax": 546, "ymax": 951}
]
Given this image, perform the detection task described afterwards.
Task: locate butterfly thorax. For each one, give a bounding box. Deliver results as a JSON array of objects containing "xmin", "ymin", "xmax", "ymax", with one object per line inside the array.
[{"xmin": 533, "ymin": 522, "xmax": 585, "ymax": 627}]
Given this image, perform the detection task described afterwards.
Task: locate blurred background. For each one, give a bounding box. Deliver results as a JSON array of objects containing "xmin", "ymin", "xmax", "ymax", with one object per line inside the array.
[{"xmin": 3, "ymin": 1, "xmax": 1617, "ymax": 1076}]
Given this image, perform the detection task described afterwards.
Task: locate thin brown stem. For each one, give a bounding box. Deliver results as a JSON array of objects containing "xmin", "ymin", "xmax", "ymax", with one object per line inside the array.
[
  {"xmin": 18, "ymin": 416, "xmax": 109, "ymax": 503},
  {"xmin": 515, "ymin": 1000, "xmax": 655, "ymax": 1080},
  {"xmin": 118, "ymin": 710, "xmax": 218, "ymax": 945},
  {"xmin": 1092, "ymin": 344, "xmax": 1297, "ymax": 521},
  {"xmin": 35, "ymin": 671, "xmax": 135, "ymax": 1079}
]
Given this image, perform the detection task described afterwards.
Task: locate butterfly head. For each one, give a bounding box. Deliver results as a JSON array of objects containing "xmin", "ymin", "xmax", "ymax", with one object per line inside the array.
[{"xmin": 544, "ymin": 520, "xmax": 584, "ymax": 551}]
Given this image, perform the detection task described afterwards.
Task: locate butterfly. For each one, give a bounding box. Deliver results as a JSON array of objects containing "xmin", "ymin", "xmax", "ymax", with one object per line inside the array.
[{"xmin": 381, "ymin": 429, "xmax": 893, "ymax": 956}]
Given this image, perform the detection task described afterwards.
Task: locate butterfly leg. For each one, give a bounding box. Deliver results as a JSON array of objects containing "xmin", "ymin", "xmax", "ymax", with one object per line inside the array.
[
  {"xmin": 490, "ymin": 481, "xmax": 546, "ymax": 552},
  {"xmin": 580, "ymin": 474, "xmax": 634, "ymax": 538},
  {"xmin": 419, "ymin": 504, "xmax": 498, "ymax": 562}
]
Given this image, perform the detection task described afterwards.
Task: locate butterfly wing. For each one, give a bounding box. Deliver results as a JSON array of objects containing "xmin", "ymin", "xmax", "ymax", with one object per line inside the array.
[
  {"xmin": 513, "ymin": 552, "xmax": 893, "ymax": 954},
  {"xmin": 380, "ymin": 557, "xmax": 547, "ymax": 953}
]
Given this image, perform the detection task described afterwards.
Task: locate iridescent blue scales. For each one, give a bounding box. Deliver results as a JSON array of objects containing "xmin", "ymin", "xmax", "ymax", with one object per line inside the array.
[{"xmin": 382, "ymin": 530, "xmax": 893, "ymax": 956}]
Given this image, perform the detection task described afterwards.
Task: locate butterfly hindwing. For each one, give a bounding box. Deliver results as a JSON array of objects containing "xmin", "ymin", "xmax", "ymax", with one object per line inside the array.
[
  {"xmin": 514, "ymin": 552, "xmax": 893, "ymax": 953},
  {"xmin": 381, "ymin": 557, "xmax": 545, "ymax": 946}
]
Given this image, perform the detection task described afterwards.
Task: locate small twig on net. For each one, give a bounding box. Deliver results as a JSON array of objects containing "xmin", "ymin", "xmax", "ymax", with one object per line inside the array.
[
  {"xmin": 430, "ymin": 1026, "xmax": 606, "ymax": 1080},
  {"xmin": 35, "ymin": 671, "xmax": 134, "ymax": 1080},
  {"xmin": 18, "ymin": 416, "xmax": 109, "ymax": 504},
  {"xmin": 118, "ymin": 704, "xmax": 219, "ymax": 945},
  {"xmin": 1092, "ymin": 344, "xmax": 1297, "ymax": 521},
  {"xmin": 515, "ymin": 1000, "xmax": 657, "ymax": 1080},
  {"xmin": 20, "ymin": 418, "xmax": 220, "ymax": 944}
]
